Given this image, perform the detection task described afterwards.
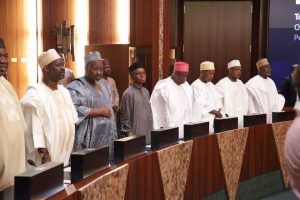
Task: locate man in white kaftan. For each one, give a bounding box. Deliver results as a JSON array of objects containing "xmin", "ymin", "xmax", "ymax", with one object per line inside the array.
[
  {"xmin": 246, "ymin": 58, "xmax": 284, "ymax": 123},
  {"xmin": 21, "ymin": 49, "xmax": 77, "ymax": 166},
  {"xmin": 0, "ymin": 38, "xmax": 27, "ymax": 190},
  {"xmin": 150, "ymin": 61, "xmax": 192, "ymax": 138},
  {"xmin": 191, "ymin": 61, "xmax": 223, "ymax": 133},
  {"xmin": 216, "ymin": 60, "xmax": 248, "ymax": 128}
]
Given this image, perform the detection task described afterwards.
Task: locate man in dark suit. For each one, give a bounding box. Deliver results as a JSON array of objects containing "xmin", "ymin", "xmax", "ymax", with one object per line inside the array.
[{"xmin": 280, "ymin": 64, "xmax": 298, "ymax": 107}]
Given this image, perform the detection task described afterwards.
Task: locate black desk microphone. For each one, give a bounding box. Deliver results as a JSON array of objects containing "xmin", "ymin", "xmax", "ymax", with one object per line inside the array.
[{"xmin": 27, "ymin": 159, "xmax": 37, "ymax": 167}]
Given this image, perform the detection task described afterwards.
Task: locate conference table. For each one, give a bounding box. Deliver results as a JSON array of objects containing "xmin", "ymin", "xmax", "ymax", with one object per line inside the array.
[
  {"xmin": 0, "ymin": 120, "xmax": 292, "ymax": 200},
  {"xmin": 40, "ymin": 120, "xmax": 290, "ymax": 200}
]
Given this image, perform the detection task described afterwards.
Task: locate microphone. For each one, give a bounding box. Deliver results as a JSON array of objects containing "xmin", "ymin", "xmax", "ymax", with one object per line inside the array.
[{"xmin": 27, "ymin": 159, "xmax": 37, "ymax": 167}]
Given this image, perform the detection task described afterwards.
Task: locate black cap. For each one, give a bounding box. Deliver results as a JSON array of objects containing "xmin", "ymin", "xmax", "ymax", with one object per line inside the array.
[
  {"xmin": 128, "ymin": 62, "xmax": 144, "ymax": 73},
  {"xmin": 0, "ymin": 38, "xmax": 5, "ymax": 49}
]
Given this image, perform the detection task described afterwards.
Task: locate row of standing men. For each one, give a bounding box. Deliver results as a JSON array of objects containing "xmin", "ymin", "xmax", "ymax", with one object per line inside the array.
[
  {"xmin": 151, "ymin": 58, "xmax": 284, "ymax": 135},
  {"xmin": 0, "ymin": 40, "xmax": 285, "ymax": 190}
]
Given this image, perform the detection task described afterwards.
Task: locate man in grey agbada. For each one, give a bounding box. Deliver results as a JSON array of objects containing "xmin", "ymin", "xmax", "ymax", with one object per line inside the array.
[
  {"xmin": 67, "ymin": 51, "xmax": 117, "ymax": 158},
  {"xmin": 119, "ymin": 62, "xmax": 153, "ymax": 144}
]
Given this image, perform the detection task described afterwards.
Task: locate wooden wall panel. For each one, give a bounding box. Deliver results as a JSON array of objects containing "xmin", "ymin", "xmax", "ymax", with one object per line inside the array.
[
  {"xmin": 184, "ymin": 1, "xmax": 252, "ymax": 84},
  {"xmin": 125, "ymin": 153, "xmax": 164, "ymax": 200},
  {"xmin": 130, "ymin": 0, "xmax": 153, "ymax": 46},
  {"xmin": 42, "ymin": 0, "xmax": 76, "ymax": 74},
  {"xmin": 176, "ymin": 0, "xmax": 184, "ymax": 61},
  {"xmin": 251, "ymin": 0, "xmax": 269, "ymax": 77},
  {"xmin": 151, "ymin": 0, "xmax": 160, "ymax": 89},
  {"xmin": 130, "ymin": 0, "xmax": 170, "ymax": 89},
  {"xmin": 42, "ymin": 0, "xmax": 123, "ymax": 77},
  {"xmin": 135, "ymin": 46, "xmax": 153, "ymax": 92},
  {"xmin": 184, "ymin": 135, "xmax": 226, "ymax": 200},
  {"xmin": 176, "ymin": 0, "xmax": 270, "ymax": 82},
  {"xmin": 42, "ymin": 0, "xmax": 75, "ymax": 51},
  {"xmin": 239, "ymin": 125, "xmax": 280, "ymax": 181},
  {"xmin": 162, "ymin": 0, "xmax": 171, "ymax": 79},
  {"xmin": 89, "ymin": 0, "xmax": 118, "ymax": 45},
  {"xmin": 130, "ymin": 0, "xmax": 156, "ymax": 89},
  {"xmin": 0, "ymin": 0, "xmax": 30, "ymax": 98},
  {"xmin": 170, "ymin": 0, "xmax": 178, "ymax": 48}
]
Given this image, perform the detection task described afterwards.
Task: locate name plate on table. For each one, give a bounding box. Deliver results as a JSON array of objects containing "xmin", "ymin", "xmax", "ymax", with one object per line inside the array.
[
  {"xmin": 243, "ymin": 114, "xmax": 267, "ymax": 127},
  {"xmin": 114, "ymin": 135, "xmax": 146, "ymax": 163},
  {"xmin": 151, "ymin": 127, "xmax": 179, "ymax": 150},
  {"xmin": 14, "ymin": 162, "xmax": 64, "ymax": 200},
  {"xmin": 214, "ymin": 117, "xmax": 238, "ymax": 133},
  {"xmin": 184, "ymin": 122, "xmax": 209, "ymax": 141},
  {"xmin": 272, "ymin": 111, "xmax": 295, "ymax": 123},
  {"xmin": 71, "ymin": 146, "xmax": 109, "ymax": 183}
]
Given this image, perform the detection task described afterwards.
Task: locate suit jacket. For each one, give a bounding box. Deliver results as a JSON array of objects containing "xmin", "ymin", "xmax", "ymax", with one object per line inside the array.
[{"xmin": 280, "ymin": 75, "xmax": 296, "ymax": 107}]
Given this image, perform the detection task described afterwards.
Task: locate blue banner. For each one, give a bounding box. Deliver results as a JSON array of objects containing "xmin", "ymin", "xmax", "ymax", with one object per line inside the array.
[{"xmin": 268, "ymin": 0, "xmax": 300, "ymax": 89}]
